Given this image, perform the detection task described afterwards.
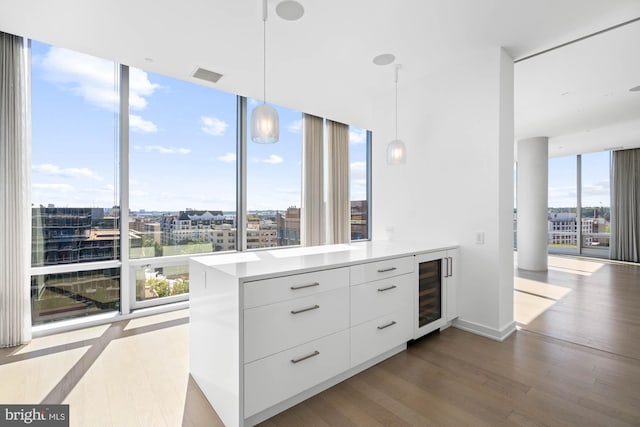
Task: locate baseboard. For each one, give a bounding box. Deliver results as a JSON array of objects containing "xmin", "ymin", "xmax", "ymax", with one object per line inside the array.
[{"xmin": 453, "ymin": 318, "xmax": 517, "ymax": 342}]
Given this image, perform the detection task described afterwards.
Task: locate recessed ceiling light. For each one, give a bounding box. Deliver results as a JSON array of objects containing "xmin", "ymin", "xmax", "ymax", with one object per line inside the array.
[
  {"xmin": 276, "ymin": 1, "xmax": 304, "ymax": 21},
  {"xmin": 560, "ymin": 92, "xmax": 569, "ymax": 96},
  {"xmin": 373, "ymin": 53, "xmax": 395, "ymax": 66},
  {"xmin": 144, "ymin": 57, "xmax": 153, "ymax": 62},
  {"xmin": 630, "ymin": 85, "xmax": 640, "ymax": 92}
]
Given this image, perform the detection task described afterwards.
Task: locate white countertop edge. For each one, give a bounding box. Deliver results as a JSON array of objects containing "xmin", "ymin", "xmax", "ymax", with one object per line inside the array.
[{"xmin": 189, "ymin": 241, "xmax": 458, "ymax": 282}]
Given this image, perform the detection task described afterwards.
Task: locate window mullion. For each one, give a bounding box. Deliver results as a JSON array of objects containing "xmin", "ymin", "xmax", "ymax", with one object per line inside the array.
[{"xmin": 119, "ymin": 64, "xmax": 131, "ymax": 315}]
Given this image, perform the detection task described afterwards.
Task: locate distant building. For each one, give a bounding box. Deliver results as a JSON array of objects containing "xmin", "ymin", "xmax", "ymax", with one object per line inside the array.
[
  {"xmin": 548, "ymin": 212, "xmax": 577, "ymax": 245},
  {"xmin": 279, "ymin": 206, "xmax": 300, "ymax": 246},
  {"xmin": 350, "ymin": 200, "xmax": 368, "ymax": 240},
  {"xmin": 548, "ymin": 211, "xmax": 610, "ymax": 247},
  {"xmin": 31, "ymin": 206, "xmax": 124, "ymax": 266}
]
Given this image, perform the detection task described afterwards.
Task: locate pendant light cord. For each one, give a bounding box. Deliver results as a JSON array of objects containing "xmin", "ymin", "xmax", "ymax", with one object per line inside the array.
[
  {"xmin": 395, "ymin": 72, "xmax": 398, "ymax": 140},
  {"xmin": 394, "ymin": 65, "xmax": 400, "ymax": 140},
  {"xmin": 263, "ymin": 0, "xmax": 267, "ymax": 104}
]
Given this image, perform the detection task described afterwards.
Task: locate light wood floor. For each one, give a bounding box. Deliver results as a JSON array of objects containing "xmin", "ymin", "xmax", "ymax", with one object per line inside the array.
[{"xmin": 1, "ymin": 255, "xmax": 638, "ymax": 426}]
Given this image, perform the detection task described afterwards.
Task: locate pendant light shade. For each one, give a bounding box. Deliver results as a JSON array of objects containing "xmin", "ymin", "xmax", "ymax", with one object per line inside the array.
[
  {"xmin": 251, "ymin": 0, "xmax": 279, "ymax": 144},
  {"xmin": 251, "ymin": 103, "xmax": 279, "ymax": 143},
  {"xmin": 386, "ymin": 64, "xmax": 406, "ymax": 165},
  {"xmin": 386, "ymin": 139, "xmax": 406, "ymax": 165}
]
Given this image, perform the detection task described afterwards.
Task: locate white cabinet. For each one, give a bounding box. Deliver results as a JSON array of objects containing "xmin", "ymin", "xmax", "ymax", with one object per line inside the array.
[
  {"xmin": 350, "ymin": 274, "xmax": 413, "ymax": 326},
  {"xmin": 350, "ymin": 260, "xmax": 414, "ymax": 368},
  {"xmin": 189, "ymin": 242, "xmax": 458, "ymax": 427},
  {"xmin": 244, "ymin": 286, "xmax": 349, "ymax": 363},
  {"xmin": 244, "ymin": 329, "xmax": 350, "ymax": 417}
]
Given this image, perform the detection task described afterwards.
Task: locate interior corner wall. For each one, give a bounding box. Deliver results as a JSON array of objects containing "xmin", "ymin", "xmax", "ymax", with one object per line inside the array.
[{"xmin": 371, "ymin": 47, "xmax": 515, "ymax": 338}]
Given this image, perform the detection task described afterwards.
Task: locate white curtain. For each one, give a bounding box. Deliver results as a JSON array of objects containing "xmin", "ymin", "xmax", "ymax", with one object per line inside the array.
[
  {"xmin": 326, "ymin": 120, "xmax": 350, "ymax": 244},
  {"xmin": 301, "ymin": 114, "xmax": 324, "ymax": 246},
  {"xmin": 0, "ymin": 31, "xmax": 32, "ymax": 347},
  {"xmin": 611, "ymin": 148, "xmax": 640, "ymax": 262}
]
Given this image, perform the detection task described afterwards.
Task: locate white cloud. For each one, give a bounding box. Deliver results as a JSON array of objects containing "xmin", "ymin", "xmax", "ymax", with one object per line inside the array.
[
  {"xmin": 248, "ymin": 98, "xmax": 259, "ymax": 106},
  {"xmin": 33, "ymin": 183, "xmax": 75, "ymax": 192},
  {"xmin": 201, "ymin": 116, "xmax": 228, "ymax": 136},
  {"xmin": 130, "ymin": 114, "xmax": 158, "ymax": 133},
  {"xmin": 217, "ymin": 152, "xmax": 236, "ymax": 163},
  {"xmin": 349, "ymin": 128, "xmax": 366, "ymax": 144},
  {"xmin": 33, "ymin": 163, "xmax": 103, "ymax": 181},
  {"xmin": 133, "ymin": 145, "xmax": 191, "ymax": 155},
  {"xmin": 287, "ymin": 119, "xmax": 302, "ymax": 134},
  {"xmin": 129, "ymin": 67, "xmax": 160, "ymax": 111},
  {"xmin": 255, "ymin": 154, "xmax": 284, "ymax": 164},
  {"xmin": 40, "ymin": 46, "xmax": 158, "ymax": 112}
]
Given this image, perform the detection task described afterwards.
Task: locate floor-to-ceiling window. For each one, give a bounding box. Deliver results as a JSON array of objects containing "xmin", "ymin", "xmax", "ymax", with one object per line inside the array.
[
  {"xmin": 548, "ymin": 152, "xmax": 611, "ymax": 258},
  {"xmin": 30, "ymin": 41, "xmax": 120, "ymax": 324},
  {"xmin": 580, "ymin": 151, "xmax": 611, "ymax": 257},
  {"xmin": 28, "ymin": 38, "xmax": 372, "ymax": 326},
  {"xmin": 128, "ymin": 68, "xmax": 237, "ymax": 305},
  {"xmin": 548, "ymin": 155, "xmax": 578, "ymax": 254},
  {"xmin": 349, "ymin": 126, "xmax": 370, "ymax": 240}
]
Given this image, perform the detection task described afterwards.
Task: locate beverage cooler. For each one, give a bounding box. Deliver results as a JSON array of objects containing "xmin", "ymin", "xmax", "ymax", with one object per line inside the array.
[{"xmin": 414, "ymin": 251, "xmax": 455, "ymax": 339}]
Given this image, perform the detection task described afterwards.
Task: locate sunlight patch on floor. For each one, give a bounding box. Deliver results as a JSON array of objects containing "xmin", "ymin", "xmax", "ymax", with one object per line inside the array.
[
  {"xmin": 514, "ymin": 291, "xmax": 557, "ymax": 325},
  {"xmin": 13, "ymin": 324, "xmax": 109, "ymax": 355},
  {"xmin": 515, "ymin": 277, "xmax": 572, "ymax": 300},
  {"xmin": 0, "ymin": 346, "xmax": 90, "ymax": 403},
  {"xmin": 124, "ymin": 308, "xmax": 189, "ymax": 331},
  {"xmin": 548, "ymin": 256, "xmax": 605, "ymax": 276}
]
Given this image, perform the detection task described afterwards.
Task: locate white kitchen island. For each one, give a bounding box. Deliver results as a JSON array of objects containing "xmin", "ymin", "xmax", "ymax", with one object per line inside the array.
[{"xmin": 189, "ymin": 241, "xmax": 458, "ymax": 426}]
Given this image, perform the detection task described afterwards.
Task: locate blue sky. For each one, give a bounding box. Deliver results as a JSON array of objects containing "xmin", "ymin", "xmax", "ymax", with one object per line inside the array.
[
  {"xmin": 31, "ymin": 41, "xmax": 368, "ymax": 213},
  {"xmin": 548, "ymin": 151, "xmax": 610, "ymax": 208}
]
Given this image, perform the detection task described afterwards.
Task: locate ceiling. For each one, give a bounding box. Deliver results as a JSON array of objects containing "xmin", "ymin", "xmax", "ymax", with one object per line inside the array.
[{"xmin": 2, "ymin": 0, "xmax": 640, "ymax": 155}]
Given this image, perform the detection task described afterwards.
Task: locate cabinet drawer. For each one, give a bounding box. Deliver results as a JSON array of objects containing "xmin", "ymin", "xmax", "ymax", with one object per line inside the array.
[
  {"xmin": 350, "ymin": 309, "xmax": 412, "ymax": 368},
  {"xmin": 244, "ymin": 287, "xmax": 349, "ymax": 363},
  {"xmin": 351, "ymin": 273, "xmax": 413, "ymax": 326},
  {"xmin": 350, "ymin": 256, "xmax": 414, "ymax": 285},
  {"xmin": 244, "ymin": 329, "xmax": 350, "ymax": 417},
  {"xmin": 244, "ymin": 267, "xmax": 349, "ymax": 309}
]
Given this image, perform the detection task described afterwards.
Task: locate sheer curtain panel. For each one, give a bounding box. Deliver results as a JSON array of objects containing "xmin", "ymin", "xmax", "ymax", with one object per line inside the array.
[
  {"xmin": 301, "ymin": 114, "xmax": 324, "ymax": 246},
  {"xmin": 0, "ymin": 32, "xmax": 32, "ymax": 347},
  {"xmin": 611, "ymin": 148, "xmax": 640, "ymax": 262},
  {"xmin": 326, "ymin": 120, "xmax": 350, "ymax": 244}
]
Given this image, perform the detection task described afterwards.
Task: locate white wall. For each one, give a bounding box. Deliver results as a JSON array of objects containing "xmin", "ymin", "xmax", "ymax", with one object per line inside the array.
[{"xmin": 371, "ymin": 47, "xmax": 515, "ymax": 339}]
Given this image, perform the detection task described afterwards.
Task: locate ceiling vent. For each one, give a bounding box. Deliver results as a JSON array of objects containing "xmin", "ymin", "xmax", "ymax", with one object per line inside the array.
[{"xmin": 192, "ymin": 67, "xmax": 223, "ymax": 84}]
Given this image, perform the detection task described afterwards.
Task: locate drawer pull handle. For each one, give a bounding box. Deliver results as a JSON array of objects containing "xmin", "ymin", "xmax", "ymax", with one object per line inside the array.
[
  {"xmin": 377, "ymin": 285, "xmax": 397, "ymax": 292},
  {"xmin": 377, "ymin": 321, "xmax": 397, "ymax": 330},
  {"xmin": 290, "ymin": 282, "xmax": 320, "ymax": 290},
  {"xmin": 377, "ymin": 267, "xmax": 397, "ymax": 273},
  {"xmin": 291, "ymin": 350, "xmax": 320, "ymax": 364},
  {"xmin": 291, "ymin": 304, "xmax": 320, "ymax": 315}
]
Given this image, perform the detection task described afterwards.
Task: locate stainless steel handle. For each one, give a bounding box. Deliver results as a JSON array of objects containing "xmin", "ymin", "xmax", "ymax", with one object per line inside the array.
[
  {"xmin": 377, "ymin": 267, "xmax": 397, "ymax": 273},
  {"xmin": 377, "ymin": 321, "xmax": 397, "ymax": 330},
  {"xmin": 291, "ymin": 350, "xmax": 320, "ymax": 364},
  {"xmin": 290, "ymin": 282, "xmax": 319, "ymax": 290},
  {"xmin": 377, "ymin": 285, "xmax": 397, "ymax": 292},
  {"xmin": 449, "ymin": 257, "xmax": 453, "ymax": 277},
  {"xmin": 290, "ymin": 304, "xmax": 320, "ymax": 315}
]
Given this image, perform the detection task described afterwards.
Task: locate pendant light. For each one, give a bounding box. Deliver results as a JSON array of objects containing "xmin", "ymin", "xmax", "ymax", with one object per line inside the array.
[
  {"xmin": 386, "ymin": 64, "xmax": 406, "ymax": 165},
  {"xmin": 251, "ymin": 0, "xmax": 279, "ymax": 143}
]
